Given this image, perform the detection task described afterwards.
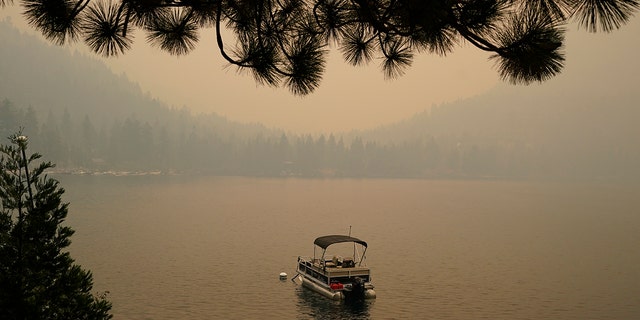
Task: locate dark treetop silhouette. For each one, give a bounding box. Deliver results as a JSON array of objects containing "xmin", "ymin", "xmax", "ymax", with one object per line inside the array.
[
  {"xmin": 0, "ymin": 132, "xmax": 112, "ymax": 319},
  {"xmin": 1, "ymin": 0, "xmax": 638, "ymax": 95}
]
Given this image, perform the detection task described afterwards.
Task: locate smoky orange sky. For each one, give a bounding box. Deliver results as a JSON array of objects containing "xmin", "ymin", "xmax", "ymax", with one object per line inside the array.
[{"xmin": 2, "ymin": 6, "xmax": 638, "ymax": 133}]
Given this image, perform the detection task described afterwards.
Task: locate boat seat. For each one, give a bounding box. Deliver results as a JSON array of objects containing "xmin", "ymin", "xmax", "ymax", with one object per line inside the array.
[{"xmin": 342, "ymin": 257, "xmax": 355, "ymax": 268}]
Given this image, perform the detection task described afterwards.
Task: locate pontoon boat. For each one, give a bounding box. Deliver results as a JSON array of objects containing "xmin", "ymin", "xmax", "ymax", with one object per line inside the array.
[{"xmin": 293, "ymin": 235, "xmax": 376, "ymax": 300}]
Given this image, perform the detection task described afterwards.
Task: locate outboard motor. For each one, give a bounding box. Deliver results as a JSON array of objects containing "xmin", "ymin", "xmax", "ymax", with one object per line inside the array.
[{"xmin": 345, "ymin": 277, "xmax": 366, "ymax": 301}]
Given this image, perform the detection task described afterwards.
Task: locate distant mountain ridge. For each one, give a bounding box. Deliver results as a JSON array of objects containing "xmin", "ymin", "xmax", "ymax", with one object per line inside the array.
[
  {"xmin": 362, "ymin": 18, "xmax": 640, "ymax": 144},
  {"xmin": 0, "ymin": 19, "xmax": 159, "ymax": 125},
  {"xmin": 0, "ymin": 19, "xmax": 272, "ymax": 137}
]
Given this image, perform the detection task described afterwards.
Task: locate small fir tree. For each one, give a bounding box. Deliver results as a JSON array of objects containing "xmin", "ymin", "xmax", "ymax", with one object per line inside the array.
[{"xmin": 0, "ymin": 132, "xmax": 112, "ymax": 319}]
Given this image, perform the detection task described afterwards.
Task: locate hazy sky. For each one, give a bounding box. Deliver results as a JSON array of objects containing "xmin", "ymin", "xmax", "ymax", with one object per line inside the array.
[{"xmin": 2, "ymin": 6, "xmax": 638, "ymax": 133}]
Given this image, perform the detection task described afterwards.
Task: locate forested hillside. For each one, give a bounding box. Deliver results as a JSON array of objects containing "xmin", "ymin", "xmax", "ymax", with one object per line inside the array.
[
  {"xmin": 361, "ymin": 85, "xmax": 640, "ymax": 180},
  {"xmin": 0, "ymin": 19, "xmax": 282, "ymax": 174}
]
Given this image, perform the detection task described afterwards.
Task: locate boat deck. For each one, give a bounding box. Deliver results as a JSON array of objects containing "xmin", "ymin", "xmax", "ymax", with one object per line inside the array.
[{"xmin": 298, "ymin": 257, "xmax": 371, "ymax": 278}]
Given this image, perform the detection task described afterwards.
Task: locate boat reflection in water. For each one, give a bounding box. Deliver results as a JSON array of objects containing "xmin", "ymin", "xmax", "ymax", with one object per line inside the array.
[
  {"xmin": 293, "ymin": 235, "xmax": 376, "ymax": 301},
  {"xmin": 295, "ymin": 282, "xmax": 373, "ymax": 319}
]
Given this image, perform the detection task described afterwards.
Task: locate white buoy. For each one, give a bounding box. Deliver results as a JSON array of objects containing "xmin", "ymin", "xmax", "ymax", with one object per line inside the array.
[{"xmin": 279, "ymin": 272, "xmax": 287, "ymax": 280}]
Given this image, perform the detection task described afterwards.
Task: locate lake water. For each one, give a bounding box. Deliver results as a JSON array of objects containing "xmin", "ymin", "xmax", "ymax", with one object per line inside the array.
[{"xmin": 55, "ymin": 175, "xmax": 640, "ymax": 319}]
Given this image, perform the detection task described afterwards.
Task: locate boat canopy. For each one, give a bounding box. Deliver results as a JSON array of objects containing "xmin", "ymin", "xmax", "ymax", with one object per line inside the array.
[{"xmin": 314, "ymin": 235, "xmax": 367, "ymax": 249}]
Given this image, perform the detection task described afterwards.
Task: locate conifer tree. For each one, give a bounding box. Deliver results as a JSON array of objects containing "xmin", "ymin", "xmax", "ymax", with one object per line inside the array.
[{"xmin": 0, "ymin": 132, "xmax": 112, "ymax": 320}]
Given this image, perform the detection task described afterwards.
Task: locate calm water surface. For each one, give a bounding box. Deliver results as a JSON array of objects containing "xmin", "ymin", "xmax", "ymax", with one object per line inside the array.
[{"xmin": 56, "ymin": 175, "xmax": 640, "ymax": 319}]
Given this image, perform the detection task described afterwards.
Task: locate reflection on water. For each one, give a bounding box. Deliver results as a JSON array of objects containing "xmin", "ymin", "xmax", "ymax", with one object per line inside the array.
[{"xmin": 295, "ymin": 285, "xmax": 373, "ymax": 320}]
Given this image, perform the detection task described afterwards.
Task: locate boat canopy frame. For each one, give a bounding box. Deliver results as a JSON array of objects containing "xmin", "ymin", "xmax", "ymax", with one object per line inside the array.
[
  {"xmin": 314, "ymin": 235, "xmax": 367, "ymax": 249},
  {"xmin": 313, "ymin": 235, "xmax": 368, "ymax": 267}
]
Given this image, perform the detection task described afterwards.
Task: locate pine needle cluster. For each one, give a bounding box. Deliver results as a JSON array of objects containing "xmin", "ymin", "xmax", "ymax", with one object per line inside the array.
[{"xmin": 1, "ymin": 0, "xmax": 638, "ymax": 94}]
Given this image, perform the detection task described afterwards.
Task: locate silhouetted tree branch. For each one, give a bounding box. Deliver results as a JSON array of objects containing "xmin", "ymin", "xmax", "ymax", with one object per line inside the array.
[{"xmin": 2, "ymin": 0, "xmax": 638, "ymax": 94}]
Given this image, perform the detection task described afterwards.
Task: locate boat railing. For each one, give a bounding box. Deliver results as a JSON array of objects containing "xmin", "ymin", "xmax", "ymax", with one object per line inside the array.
[
  {"xmin": 298, "ymin": 256, "xmax": 369, "ymax": 274},
  {"xmin": 323, "ymin": 267, "xmax": 370, "ymax": 278}
]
